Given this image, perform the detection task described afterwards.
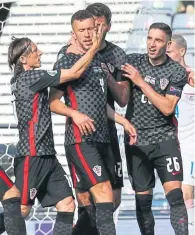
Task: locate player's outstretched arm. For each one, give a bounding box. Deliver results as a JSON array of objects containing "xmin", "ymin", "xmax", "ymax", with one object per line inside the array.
[
  {"xmin": 107, "ymin": 104, "xmax": 137, "ymax": 145},
  {"xmin": 121, "ymin": 63, "xmax": 186, "ymax": 116},
  {"xmin": 59, "ymin": 24, "xmax": 104, "ymax": 84},
  {"xmin": 49, "ymin": 88, "xmax": 95, "ymax": 136},
  {"xmin": 102, "ymin": 65, "xmax": 130, "ymax": 107},
  {"xmin": 107, "ymin": 75, "xmax": 130, "ymax": 107}
]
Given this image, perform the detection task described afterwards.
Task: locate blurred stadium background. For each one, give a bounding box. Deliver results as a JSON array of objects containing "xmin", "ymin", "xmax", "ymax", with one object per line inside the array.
[{"xmin": 0, "ymin": 0, "xmax": 194, "ymax": 234}]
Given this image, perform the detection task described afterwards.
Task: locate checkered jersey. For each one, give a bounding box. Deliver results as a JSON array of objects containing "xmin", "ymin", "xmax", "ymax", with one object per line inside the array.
[
  {"xmin": 54, "ymin": 49, "xmax": 110, "ymax": 145},
  {"xmin": 10, "ymin": 70, "xmax": 61, "ymax": 157},
  {"xmin": 99, "ymin": 41, "xmax": 127, "ymax": 142},
  {"xmin": 125, "ymin": 54, "xmax": 187, "ymax": 145}
]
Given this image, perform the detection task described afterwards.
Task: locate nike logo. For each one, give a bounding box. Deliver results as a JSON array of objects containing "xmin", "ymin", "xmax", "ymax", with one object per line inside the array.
[{"xmin": 172, "ymin": 171, "xmax": 181, "ymax": 176}]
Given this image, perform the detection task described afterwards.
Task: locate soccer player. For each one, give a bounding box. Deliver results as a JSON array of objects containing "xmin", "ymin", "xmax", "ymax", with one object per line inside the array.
[
  {"xmin": 103, "ymin": 22, "xmax": 189, "ymax": 234},
  {"xmin": 5, "ymin": 30, "xmax": 103, "ymax": 235},
  {"xmin": 86, "ymin": 1, "xmax": 129, "ymax": 209},
  {"xmin": 49, "ymin": 10, "xmax": 136, "ymax": 235},
  {"xmin": 121, "ymin": 23, "xmax": 189, "ymax": 235},
  {"xmin": 57, "ymin": 5, "xmax": 129, "ymax": 234},
  {"xmin": 60, "ymin": 3, "xmax": 129, "ymax": 234},
  {"xmin": 0, "ymin": 167, "xmax": 26, "ymax": 234},
  {"xmin": 167, "ymin": 34, "xmax": 195, "ymax": 235}
]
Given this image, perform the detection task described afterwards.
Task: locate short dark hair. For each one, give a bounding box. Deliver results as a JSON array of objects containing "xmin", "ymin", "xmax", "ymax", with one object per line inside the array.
[
  {"xmin": 172, "ymin": 34, "xmax": 187, "ymax": 50},
  {"xmin": 71, "ymin": 10, "xmax": 94, "ymax": 25},
  {"xmin": 8, "ymin": 37, "xmax": 32, "ymax": 76},
  {"xmin": 86, "ymin": 3, "xmax": 112, "ymax": 25},
  {"xmin": 149, "ymin": 22, "xmax": 172, "ymax": 39}
]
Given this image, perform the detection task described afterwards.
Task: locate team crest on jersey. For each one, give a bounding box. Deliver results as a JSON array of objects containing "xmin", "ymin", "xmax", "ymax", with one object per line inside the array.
[
  {"xmin": 47, "ymin": 70, "xmax": 58, "ymax": 76},
  {"xmin": 100, "ymin": 63, "xmax": 109, "ymax": 74},
  {"xmin": 93, "ymin": 165, "xmax": 102, "ymax": 176},
  {"xmin": 30, "ymin": 188, "xmax": 37, "ymax": 200},
  {"xmin": 107, "ymin": 63, "xmax": 115, "ymax": 73},
  {"xmin": 160, "ymin": 78, "xmax": 169, "ymax": 90}
]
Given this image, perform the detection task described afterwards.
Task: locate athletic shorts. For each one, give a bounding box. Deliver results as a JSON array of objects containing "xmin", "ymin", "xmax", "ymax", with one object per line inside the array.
[
  {"xmin": 125, "ymin": 139, "xmax": 183, "ymax": 192},
  {"xmin": 111, "ymin": 138, "xmax": 124, "ymax": 189},
  {"xmin": 180, "ymin": 144, "xmax": 195, "ymax": 186},
  {"xmin": 14, "ymin": 155, "xmax": 73, "ymax": 207},
  {"xmin": 0, "ymin": 166, "xmax": 14, "ymax": 200},
  {"xmin": 65, "ymin": 142, "xmax": 116, "ymax": 191}
]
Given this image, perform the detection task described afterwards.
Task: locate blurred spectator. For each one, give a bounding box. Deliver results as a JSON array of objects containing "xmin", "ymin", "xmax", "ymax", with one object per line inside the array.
[{"xmin": 177, "ymin": 1, "xmax": 195, "ymax": 13}]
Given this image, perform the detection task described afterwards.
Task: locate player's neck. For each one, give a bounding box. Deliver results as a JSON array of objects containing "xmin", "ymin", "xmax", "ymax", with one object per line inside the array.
[
  {"xmin": 149, "ymin": 55, "xmax": 167, "ymax": 66},
  {"xmin": 99, "ymin": 40, "xmax": 107, "ymax": 51},
  {"xmin": 180, "ymin": 58, "xmax": 187, "ymax": 69},
  {"xmin": 23, "ymin": 64, "xmax": 33, "ymax": 71}
]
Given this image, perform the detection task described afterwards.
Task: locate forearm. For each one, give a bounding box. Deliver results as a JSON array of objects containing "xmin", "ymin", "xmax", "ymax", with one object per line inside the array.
[
  {"xmin": 70, "ymin": 47, "xmax": 98, "ymax": 78},
  {"xmin": 50, "ymin": 99, "xmax": 74, "ymax": 118},
  {"xmin": 107, "ymin": 104, "xmax": 125, "ymax": 125},
  {"xmin": 60, "ymin": 48, "xmax": 97, "ymax": 83},
  {"xmin": 140, "ymin": 81, "xmax": 175, "ymax": 116},
  {"xmin": 107, "ymin": 76, "xmax": 129, "ymax": 107}
]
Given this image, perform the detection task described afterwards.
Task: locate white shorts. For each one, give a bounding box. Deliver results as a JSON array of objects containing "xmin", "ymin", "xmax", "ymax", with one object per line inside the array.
[{"xmin": 181, "ymin": 147, "xmax": 195, "ymax": 186}]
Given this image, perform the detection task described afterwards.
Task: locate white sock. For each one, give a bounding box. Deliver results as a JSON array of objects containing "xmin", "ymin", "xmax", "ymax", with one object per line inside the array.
[{"xmin": 185, "ymin": 199, "xmax": 194, "ymax": 235}]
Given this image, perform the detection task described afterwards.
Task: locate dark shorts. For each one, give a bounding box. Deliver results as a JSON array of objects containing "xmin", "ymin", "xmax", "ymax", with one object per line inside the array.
[
  {"xmin": 111, "ymin": 138, "xmax": 124, "ymax": 189},
  {"xmin": 0, "ymin": 166, "xmax": 14, "ymax": 200},
  {"xmin": 14, "ymin": 155, "xmax": 73, "ymax": 207},
  {"xmin": 125, "ymin": 139, "xmax": 183, "ymax": 192},
  {"xmin": 65, "ymin": 142, "xmax": 116, "ymax": 191}
]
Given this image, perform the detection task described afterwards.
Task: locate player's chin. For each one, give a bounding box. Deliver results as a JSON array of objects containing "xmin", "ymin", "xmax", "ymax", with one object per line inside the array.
[
  {"xmin": 148, "ymin": 53, "xmax": 161, "ymax": 60},
  {"xmin": 84, "ymin": 43, "xmax": 93, "ymax": 50},
  {"xmin": 36, "ymin": 62, "xmax": 41, "ymax": 68}
]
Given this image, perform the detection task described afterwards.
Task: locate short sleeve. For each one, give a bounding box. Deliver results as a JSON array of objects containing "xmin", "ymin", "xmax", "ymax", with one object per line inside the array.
[
  {"xmin": 29, "ymin": 70, "xmax": 61, "ymax": 92},
  {"xmin": 53, "ymin": 54, "xmax": 75, "ymax": 92},
  {"xmin": 127, "ymin": 53, "xmax": 141, "ymax": 67},
  {"xmin": 165, "ymin": 66, "xmax": 187, "ymax": 97},
  {"xmin": 56, "ymin": 45, "xmax": 67, "ymax": 61}
]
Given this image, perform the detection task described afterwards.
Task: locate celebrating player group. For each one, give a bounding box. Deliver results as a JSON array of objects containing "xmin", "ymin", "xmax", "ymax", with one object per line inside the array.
[{"xmin": 0, "ymin": 2, "xmax": 194, "ymax": 235}]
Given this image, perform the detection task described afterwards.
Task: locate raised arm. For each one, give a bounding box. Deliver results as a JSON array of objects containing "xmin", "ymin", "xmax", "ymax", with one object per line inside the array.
[
  {"xmin": 107, "ymin": 75, "xmax": 130, "ymax": 107},
  {"xmin": 122, "ymin": 63, "xmax": 187, "ymax": 116},
  {"xmin": 59, "ymin": 24, "xmax": 104, "ymax": 84}
]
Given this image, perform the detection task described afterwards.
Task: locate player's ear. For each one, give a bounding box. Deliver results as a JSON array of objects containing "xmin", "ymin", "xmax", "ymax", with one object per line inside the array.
[
  {"xmin": 180, "ymin": 48, "xmax": 186, "ymax": 57},
  {"xmin": 167, "ymin": 40, "xmax": 172, "ymax": 49},
  {"xmin": 19, "ymin": 55, "xmax": 27, "ymax": 64},
  {"xmin": 107, "ymin": 23, "xmax": 111, "ymax": 32},
  {"xmin": 72, "ymin": 32, "xmax": 76, "ymax": 39}
]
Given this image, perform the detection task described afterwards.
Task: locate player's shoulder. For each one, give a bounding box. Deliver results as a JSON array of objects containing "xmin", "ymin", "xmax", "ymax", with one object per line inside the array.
[
  {"xmin": 167, "ymin": 57, "xmax": 187, "ymax": 80},
  {"xmin": 127, "ymin": 53, "xmax": 147, "ymax": 66},
  {"xmin": 106, "ymin": 41, "xmax": 126, "ymax": 53},
  {"xmin": 57, "ymin": 45, "xmax": 68, "ymax": 60}
]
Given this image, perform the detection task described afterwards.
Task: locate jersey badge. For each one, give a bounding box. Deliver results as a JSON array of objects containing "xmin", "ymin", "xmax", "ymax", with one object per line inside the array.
[
  {"xmin": 107, "ymin": 63, "xmax": 115, "ymax": 73},
  {"xmin": 93, "ymin": 165, "xmax": 102, "ymax": 176},
  {"xmin": 30, "ymin": 188, "xmax": 37, "ymax": 200},
  {"xmin": 144, "ymin": 75, "xmax": 156, "ymax": 85},
  {"xmin": 93, "ymin": 66, "xmax": 103, "ymax": 73},
  {"xmin": 160, "ymin": 78, "xmax": 169, "ymax": 90},
  {"xmin": 100, "ymin": 63, "xmax": 109, "ymax": 74}
]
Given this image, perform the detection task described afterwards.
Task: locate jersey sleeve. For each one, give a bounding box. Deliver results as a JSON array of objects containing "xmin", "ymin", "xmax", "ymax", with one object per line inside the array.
[
  {"xmin": 165, "ymin": 66, "xmax": 187, "ymax": 97},
  {"xmin": 126, "ymin": 53, "xmax": 141, "ymax": 67},
  {"xmin": 29, "ymin": 70, "xmax": 61, "ymax": 92},
  {"xmin": 53, "ymin": 54, "xmax": 74, "ymax": 91},
  {"xmin": 56, "ymin": 45, "xmax": 67, "ymax": 61}
]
